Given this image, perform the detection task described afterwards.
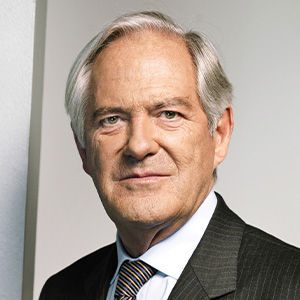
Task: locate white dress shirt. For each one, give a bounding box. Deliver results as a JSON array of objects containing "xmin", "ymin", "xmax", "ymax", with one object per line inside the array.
[{"xmin": 106, "ymin": 190, "xmax": 217, "ymax": 300}]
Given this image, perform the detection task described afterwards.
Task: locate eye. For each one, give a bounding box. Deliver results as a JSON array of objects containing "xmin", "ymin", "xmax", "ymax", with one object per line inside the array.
[
  {"xmin": 161, "ymin": 111, "xmax": 179, "ymax": 119},
  {"xmin": 100, "ymin": 115, "xmax": 120, "ymax": 126}
]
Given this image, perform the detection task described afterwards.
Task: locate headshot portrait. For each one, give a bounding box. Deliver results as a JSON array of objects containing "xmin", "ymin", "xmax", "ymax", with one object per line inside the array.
[{"xmin": 17, "ymin": 1, "xmax": 300, "ymax": 299}]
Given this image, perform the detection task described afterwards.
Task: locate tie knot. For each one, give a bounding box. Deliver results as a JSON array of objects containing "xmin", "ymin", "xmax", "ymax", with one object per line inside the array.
[{"xmin": 114, "ymin": 260, "xmax": 157, "ymax": 299}]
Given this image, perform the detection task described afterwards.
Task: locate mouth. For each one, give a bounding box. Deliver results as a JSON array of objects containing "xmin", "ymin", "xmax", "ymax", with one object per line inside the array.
[{"xmin": 119, "ymin": 172, "xmax": 170, "ymax": 183}]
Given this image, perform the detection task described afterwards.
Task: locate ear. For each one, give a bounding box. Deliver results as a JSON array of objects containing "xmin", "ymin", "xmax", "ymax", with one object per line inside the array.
[
  {"xmin": 71, "ymin": 125, "xmax": 91, "ymax": 175},
  {"xmin": 213, "ymin": 107, "xmax": 234, "ymax": 169}
]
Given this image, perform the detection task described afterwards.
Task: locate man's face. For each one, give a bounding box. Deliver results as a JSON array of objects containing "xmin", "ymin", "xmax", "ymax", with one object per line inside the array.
[{"xmin": 82, "ymin": 31, "xmax": 221, "ymax": 229}]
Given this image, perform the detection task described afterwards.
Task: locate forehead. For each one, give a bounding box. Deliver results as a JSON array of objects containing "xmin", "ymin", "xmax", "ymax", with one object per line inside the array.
[{"xmin": 90, "ymin": 30, "xmax": 197, "ymax": 107}]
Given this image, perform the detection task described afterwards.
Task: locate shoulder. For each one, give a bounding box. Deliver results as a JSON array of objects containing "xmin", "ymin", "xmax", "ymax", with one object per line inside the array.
[
  {"xmin": 238, "ymin": 224, "xmax": 300, "ymax": 298},
  {"xmin": 240, "ymin": 223, "xmax": 300, "ymax": 268},
  {"xmin": 39, "ymin": 243, "xmax": 116, "ymax": 299},
  {"xmin": 214, "ymin": 193, "xmax": 300, "ymax": 297},
  {"xmin": 242, "ymin": 223, "xmax": 300, "ymax": 253}
]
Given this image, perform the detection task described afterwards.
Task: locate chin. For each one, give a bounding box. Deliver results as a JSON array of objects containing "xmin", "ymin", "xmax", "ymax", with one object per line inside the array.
[
  {"xmin": 109, "ymin": 200, "xmax": 178, "ymax": 228},
  {"xmin": 100, "ymin": 185, "xmax": 185, "ymax": 225}
]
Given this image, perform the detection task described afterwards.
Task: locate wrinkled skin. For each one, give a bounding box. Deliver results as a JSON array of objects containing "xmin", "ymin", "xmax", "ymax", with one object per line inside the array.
[{"xmin": 75, "ymin": 31, "xmax": 233, "ymax": 256}]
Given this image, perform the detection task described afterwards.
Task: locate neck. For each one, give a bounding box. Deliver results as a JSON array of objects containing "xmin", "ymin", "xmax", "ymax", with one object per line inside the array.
[
  {"xmin": 117, "ymin": 218, "xmax": 184, "ymax": 257},
  {"xmin": 116, "ymin": 183, "xmax": 214, "ymax": 257}
]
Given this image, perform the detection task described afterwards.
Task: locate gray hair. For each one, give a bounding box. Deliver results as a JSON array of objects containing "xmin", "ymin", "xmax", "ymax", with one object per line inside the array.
[{"xmin": 65, "ymin": 11, "xmax": 232, "ymax": 179}]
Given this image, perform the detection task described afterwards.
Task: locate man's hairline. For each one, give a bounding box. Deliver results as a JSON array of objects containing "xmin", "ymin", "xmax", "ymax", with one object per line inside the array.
[{"xmin": 81, "ymin": 29, "xmax": 216, "ymax": 144}]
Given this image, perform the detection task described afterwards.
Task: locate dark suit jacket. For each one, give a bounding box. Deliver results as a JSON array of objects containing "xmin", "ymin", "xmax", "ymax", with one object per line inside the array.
[{"xmin": 40, "ymin": 193, "xmax": 300, "ymax": 299}]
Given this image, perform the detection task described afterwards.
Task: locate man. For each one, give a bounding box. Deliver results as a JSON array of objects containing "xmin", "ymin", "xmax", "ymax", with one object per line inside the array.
[{"xmin": 40, "ymin": 11, "xmax": 300, "ymax": 299}]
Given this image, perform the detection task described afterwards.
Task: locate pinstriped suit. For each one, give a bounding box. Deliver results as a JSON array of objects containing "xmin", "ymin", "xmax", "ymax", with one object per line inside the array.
[{"xmin": 40, "ymin": 193, "xmax": 300, "ymax": 299}]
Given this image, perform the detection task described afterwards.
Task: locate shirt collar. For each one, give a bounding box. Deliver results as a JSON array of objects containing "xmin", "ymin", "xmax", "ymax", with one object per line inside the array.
[{"xmin": 110, "ymin": 190, "xmax": 217, "ymax": 284}]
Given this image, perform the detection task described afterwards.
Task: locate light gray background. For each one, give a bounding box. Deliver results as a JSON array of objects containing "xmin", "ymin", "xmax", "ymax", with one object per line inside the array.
[
  {"xmin": 0, "ymin": 1, "xmax": 36, "ymax": 299},
  {"xmin": 23, "ymin": 0, "xmax": 300, "ymax": 299}
]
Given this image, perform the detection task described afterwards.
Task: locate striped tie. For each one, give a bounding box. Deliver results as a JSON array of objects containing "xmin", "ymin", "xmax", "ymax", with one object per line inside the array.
[{"xmin": 114, "ymin": 260, "xmax": 157, "ymax": 299}]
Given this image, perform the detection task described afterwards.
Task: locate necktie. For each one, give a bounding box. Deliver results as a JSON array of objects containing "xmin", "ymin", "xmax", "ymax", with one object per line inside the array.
[{"xmin": 114, "ymin": 260, "xmax": 157, "ymax": 299}]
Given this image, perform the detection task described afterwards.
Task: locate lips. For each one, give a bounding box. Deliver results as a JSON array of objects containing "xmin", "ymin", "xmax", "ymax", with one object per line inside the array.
[{"xmin": 119, "ymin": 171, "xmax": 169, "ymax": 181}]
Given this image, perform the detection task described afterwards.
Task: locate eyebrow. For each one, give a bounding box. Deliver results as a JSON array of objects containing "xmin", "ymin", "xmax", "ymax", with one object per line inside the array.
[
  {"xmin": 92, "ymin": 96, "xmax": 193, "ymax": 121},
  {"xmin": 92, "ymin": 107, "xmax": 131, "ymax": 121},
  {"xmin": 152, "ymin": 97, "xmax": 193, "ymax": 110}
]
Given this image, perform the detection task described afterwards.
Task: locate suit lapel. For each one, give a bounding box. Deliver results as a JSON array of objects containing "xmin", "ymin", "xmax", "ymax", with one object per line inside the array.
[
  {"xmin": 169, "ymin": 193, "xmax": 245, "ymax": 299},
  {"xmin": 84, "ymin": 243, "xmax": 118, "ymax": 300}
]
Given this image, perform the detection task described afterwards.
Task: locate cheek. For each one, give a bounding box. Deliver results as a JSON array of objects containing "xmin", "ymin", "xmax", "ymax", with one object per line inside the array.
[
  {"xmin": 161, "ymin": 126, "xmax": 214, "ymax": 169},
  {"xmin": 86, "ymin": 132, "xmax": 115, "ymax": 174},
  {"xmin": 192, "ymin": 136, "xmax": 216, "ymax": 174}
]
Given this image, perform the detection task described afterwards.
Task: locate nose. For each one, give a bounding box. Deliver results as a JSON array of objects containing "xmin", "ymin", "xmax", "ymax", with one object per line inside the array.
[{"xmin": 123, "ymin": 116, "xmax": 159, "ymax": 161}]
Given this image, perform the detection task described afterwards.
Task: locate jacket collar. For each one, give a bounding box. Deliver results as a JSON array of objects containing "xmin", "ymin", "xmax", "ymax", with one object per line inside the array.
[
  {"xmin": 169, "ymin": 193, "xmax": 245, "ymax": 299},
  {"xmin": 84, "ymin": 243, "xmax": 117, "ymax": 300}
]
